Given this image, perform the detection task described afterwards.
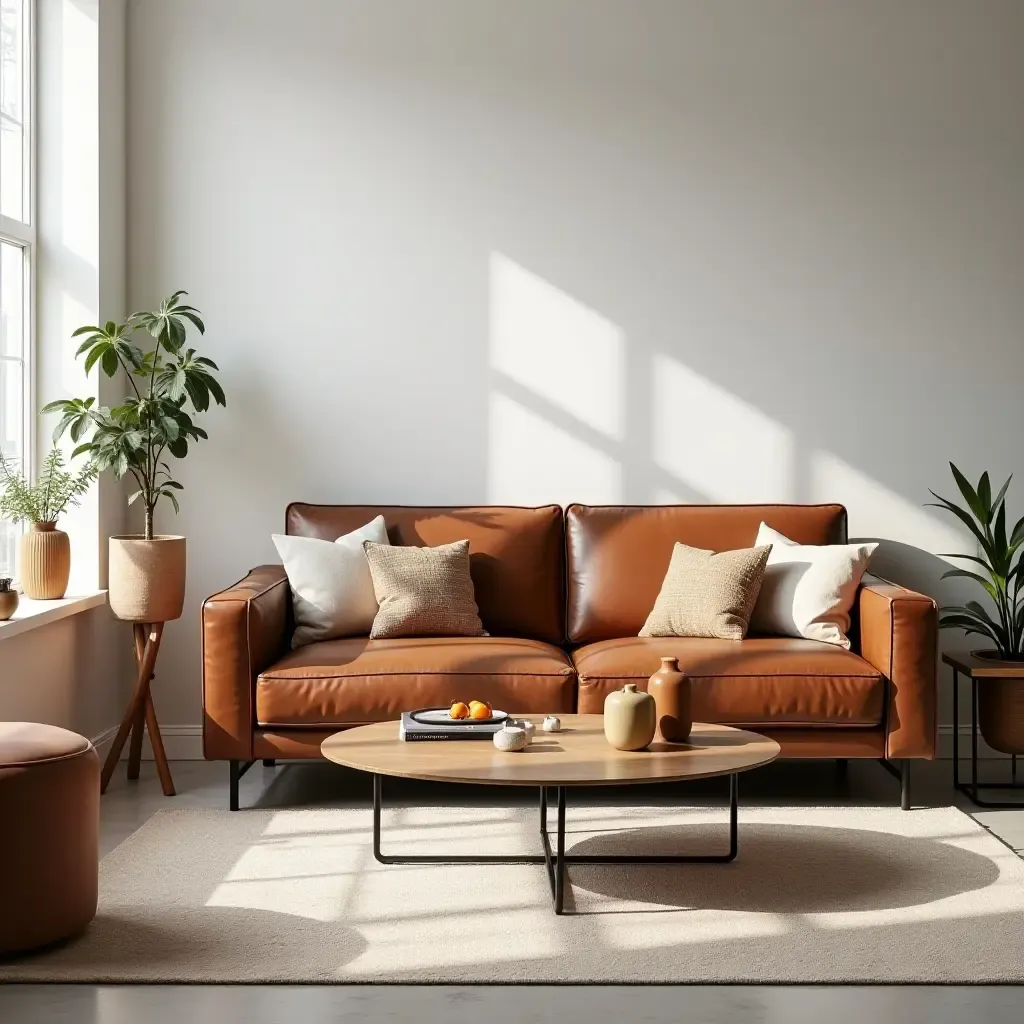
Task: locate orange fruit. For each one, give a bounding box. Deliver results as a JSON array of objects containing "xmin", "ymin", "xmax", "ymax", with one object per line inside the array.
[
  {"xmin": 469, "ymin": 701, "xmax": 493, "ymax": 720},
  {"xmin": 449, "ymin": 701, "xmax": 470, "ymax": 720}
]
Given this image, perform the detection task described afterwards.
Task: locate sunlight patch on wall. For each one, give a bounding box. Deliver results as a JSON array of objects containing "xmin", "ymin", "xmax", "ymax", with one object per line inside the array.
[
  {"xmin": 489, "ymin": 253, "xmax": 624, "ymax": 438},
  {"xmin": 487, "ymin": 392, "xmax": 621, "ymax": 505},
  {"xmin": 809, "ymin": 450, "xmax": 965, "ymax": 555},
  {"xmin": 60, "ymin": 0, "xmax": 99, "ymax": 263},
  {"xmin": 651, "ymin": 355, "xmax": 792, "ymax": 503}
]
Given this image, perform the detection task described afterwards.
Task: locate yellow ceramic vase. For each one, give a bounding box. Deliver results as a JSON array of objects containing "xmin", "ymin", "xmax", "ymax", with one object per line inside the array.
[{"xmin": 603, "ymin": 683, "xmax": 656, "ymax": 751}]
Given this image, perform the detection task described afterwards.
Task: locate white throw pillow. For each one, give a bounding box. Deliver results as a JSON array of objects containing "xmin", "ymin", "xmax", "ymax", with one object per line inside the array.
[
  {"xmin": 272, "ymin": 516, "xmax": 389, "ymax": 648},
  {"xmin": 748, "ymin": 523, "xmax": 877, "ymax": 649}
]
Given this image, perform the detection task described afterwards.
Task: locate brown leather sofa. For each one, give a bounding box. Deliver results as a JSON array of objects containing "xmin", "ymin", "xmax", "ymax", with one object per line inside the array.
[{"xmin": 203, "ymin": 503, "xmax": 937, "ymax": 809}]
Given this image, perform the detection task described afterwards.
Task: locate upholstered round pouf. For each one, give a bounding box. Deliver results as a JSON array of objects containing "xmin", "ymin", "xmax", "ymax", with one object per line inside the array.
[{"xmin": 0, "ymin": 722, "xmax": 100, "ymax": 956}]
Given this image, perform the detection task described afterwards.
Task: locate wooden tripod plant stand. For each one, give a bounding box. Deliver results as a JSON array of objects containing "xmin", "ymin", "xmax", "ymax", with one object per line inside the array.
[{"xmin": 100, "ymin": 622, "xmax": 175, "ymax": 796}]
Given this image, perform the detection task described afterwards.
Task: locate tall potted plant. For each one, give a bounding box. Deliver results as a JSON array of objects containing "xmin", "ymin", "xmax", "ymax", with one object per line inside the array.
[
  {"xmin": 928, "ymin": 463, "xmax": 1024, "ymax": 752},
  {"xmin": 43, "ymin": 291, "xmax": 225, "ymax": 622},
  {"xmin": 0, "ymin": 446, "xmax": 97, "ymax": 599}
]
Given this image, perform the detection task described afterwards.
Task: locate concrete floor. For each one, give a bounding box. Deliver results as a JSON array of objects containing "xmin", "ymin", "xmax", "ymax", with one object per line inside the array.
[{"xmin": 2, "ymin": 756, "xmax": 1023, "ymax": 1023}]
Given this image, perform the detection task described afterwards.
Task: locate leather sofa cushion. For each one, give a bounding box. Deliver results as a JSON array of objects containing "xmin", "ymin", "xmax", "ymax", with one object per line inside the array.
[
  {"xmin": 574, "ymin": 636, "xmax": 883, "ymax": 727},
  {"xmin": 286, "ymin": 504, "xmax": 565, "ymax": 644},
  {"xmin": 256, "ymin": 636, "xmax": 576, "ymax": 726},
  {"xmin": 566, "ymin": 504, "xmax": 848, "ymax": 643}
]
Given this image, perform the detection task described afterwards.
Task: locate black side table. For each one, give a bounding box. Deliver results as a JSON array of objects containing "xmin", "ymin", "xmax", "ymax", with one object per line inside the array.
[{"xmin": 945, "ymin": 650, "xmax": 1024, "ymax": 808}]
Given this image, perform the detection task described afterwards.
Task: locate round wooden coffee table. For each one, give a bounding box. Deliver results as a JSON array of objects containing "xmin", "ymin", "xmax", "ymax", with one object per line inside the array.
[{"xmin": 323, "ymin": 715, "xmax": 779, "ymax": 914}]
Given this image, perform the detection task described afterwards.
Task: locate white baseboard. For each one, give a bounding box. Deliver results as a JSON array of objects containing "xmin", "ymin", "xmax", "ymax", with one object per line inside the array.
[
  {"xmin": 91, "ymin": 724, "xmax": 204, "ymax": 761},
  {"xmin": 89, "ymin": 723, "xmax": 1013, "ymax": 763}
]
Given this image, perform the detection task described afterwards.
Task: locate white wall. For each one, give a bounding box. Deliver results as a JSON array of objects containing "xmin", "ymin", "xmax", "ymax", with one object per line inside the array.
[
  {"xmin": 126, "ymin": 0, "xmax": 1024, "ymax": 738},
  {"xmin": 3, "ymin": 0, "xmax": 132, "ymax": 746}
]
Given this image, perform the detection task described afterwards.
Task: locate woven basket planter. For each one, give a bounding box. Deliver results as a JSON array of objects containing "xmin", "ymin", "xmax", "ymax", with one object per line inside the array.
[{"xmin": 108, "ymin": 536, "xmax": 186, "ymax": 623}]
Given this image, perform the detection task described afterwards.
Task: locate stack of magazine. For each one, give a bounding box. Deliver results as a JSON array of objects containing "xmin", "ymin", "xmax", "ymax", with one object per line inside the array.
[{"xmin": 399, "ymin": 708, "xmax": 507, "ymax": 742}]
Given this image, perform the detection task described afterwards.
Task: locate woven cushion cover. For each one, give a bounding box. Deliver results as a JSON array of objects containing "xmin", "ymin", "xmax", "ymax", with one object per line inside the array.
[
  {"xmin": 364, "ymin": 539, "xmax": 486, "ymax": 639},
  {"xmin": 640, "ymin": 543, "xmax": 772, "ymax": 640}
]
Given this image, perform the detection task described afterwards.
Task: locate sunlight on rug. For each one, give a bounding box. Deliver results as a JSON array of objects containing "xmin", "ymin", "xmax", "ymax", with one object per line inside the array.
[{"xmin": 1, "ymin": 805, "xmax": 1022, "ymax": 983}]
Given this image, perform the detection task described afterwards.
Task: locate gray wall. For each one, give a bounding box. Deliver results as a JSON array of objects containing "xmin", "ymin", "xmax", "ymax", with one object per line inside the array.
[{"xmin": 127, "ymin": 0, "xmax": 1024, "ymax": 736}]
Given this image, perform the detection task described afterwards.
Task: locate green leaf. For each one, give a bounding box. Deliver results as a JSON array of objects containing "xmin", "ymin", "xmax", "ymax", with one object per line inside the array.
[
  {"xmin": 101, "ymin": 347, "xmax": 119, "ymax": 377},
  {"xmin": 163, "ymin": 480, "xmax": 183, "ymax": 489},
  {"xmin": 76, "ymin": 335, "xmax": 101, "ymax": 357},
  {"xmin": 950, "ymin": 463, "xmax": 987, "ymax": 523},
  {"xmin": 127, "ymin": 489, "xmax": 144, "ymax": 505},
  {"xmin": 1010, "ymin": 515, "xmax": 1024, "ymax": 550},
  {"xmin": 168, "ymin": 367, "xmax": 187, "ymax": 402},
  {"xmin": 992, "ymin": 475, "xmax": 1012, "ymax": 517},
  {"xmin": 168, "ymin": 438, "xmax": 188, "ymax": 459},
  {"xmin": 939, "ymin": 552, "xmax": 994, "ymax": 571},
  {"xmin": 162, "ymin": 490, "xmax": 180, "ymax": 514},
  {"xmin": 179, "ymin": 310, "xmax": 205, "ymax": 334},
  {"xmin": 927, "ymin": 492, "xmax": 998, "ymax": 562},
  {"xmin": 71, "ymin": 325, "xmax": 102, "ymax": 337},
  {"xmin": 941, "ymin": 568, "xmax": 999, "ymax": 601},
  {"xmin": 83, "ymin": 343, "xmax": 106, "ymax": 376},
  {"xmin": 206, "ymin": 376, "xmax": 226, "ymax": 407},
  {"xmin": 977, "ymin": 471, "xmax": 992, "ymax": 520},
  {"xmin": 994, "ymin": 502, "xmax": 1008, "ymax": 572}
]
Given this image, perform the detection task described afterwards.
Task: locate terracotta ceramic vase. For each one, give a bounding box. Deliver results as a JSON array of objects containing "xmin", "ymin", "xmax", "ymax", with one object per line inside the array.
[
  {"xmin": 19, "ymin": 522, "xmax": 71, "ymax": 600},
  {"xmin": 108, "ymin": 535, "xmax": 186, "ymax": 622},
  {"xmin": 603, "ymin": 683, "xmax": 656, "ymax": 751},
  {"xmin": 973, "ymin": 650, "xmax": 1024, "ymax": 754},
  {"xmin": 0, "ymin": 584, "xmax": 18, "ymax": 620},
  {"xmin": 647, "ymin": 656, "xmax": 692, "ymax": 742}
]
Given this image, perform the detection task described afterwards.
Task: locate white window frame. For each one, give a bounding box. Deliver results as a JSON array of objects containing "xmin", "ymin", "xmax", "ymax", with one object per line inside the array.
[{"xmin": 0, "ymin": 0, "xmax": 36, "ymax": 580}]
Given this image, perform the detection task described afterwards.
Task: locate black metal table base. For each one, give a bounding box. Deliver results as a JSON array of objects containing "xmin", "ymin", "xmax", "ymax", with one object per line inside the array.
[
  {"xmin": 372, "ymin": 772, "xmax": 739, "ymax": 915},
  {"xmin": 953, "ymin": 670, "xmax": 1024, "ymax": 808}
]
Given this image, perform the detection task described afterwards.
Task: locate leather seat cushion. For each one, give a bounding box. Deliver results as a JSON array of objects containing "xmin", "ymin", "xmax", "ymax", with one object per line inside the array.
[
  {"xmin": 256, "ymin": 636, "xmax": 576, "ymax": 726},
  {"xmin": 574, "ymin": 637, "xmax": 884, "ymax": 727}
]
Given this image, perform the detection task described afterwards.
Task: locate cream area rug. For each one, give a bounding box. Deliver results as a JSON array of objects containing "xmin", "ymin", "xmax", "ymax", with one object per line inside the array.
[{"xmin": 2, "ymin": 804, "xmax": 1023, "ymax": 983}]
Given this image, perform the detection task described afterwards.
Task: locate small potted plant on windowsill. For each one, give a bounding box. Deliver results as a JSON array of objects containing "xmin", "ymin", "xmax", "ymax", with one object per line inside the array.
[
  {"xmin": 928, "ymin": 463, "xmax": 1024, "ymax": 753},
  {"xmin": 0, "ymin": 447, "xmax": 97, "ymax": 599},
  {"xmin": 0, "ymin": 578, "xmax": 17, "ymax": 620},
  {"xmin": 42, "ymin": 291, "xmax": 224, "ymax": 623}
]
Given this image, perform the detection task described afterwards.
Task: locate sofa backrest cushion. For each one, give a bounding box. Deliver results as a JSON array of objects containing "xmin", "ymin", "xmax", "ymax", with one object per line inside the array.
[
  {"xmin": 566, "ymin": 504, "xmax": 848, "ymax": 644},
  {"xmin": 286, "ymin": 504, "xmax": 565, "ymax": 644}
]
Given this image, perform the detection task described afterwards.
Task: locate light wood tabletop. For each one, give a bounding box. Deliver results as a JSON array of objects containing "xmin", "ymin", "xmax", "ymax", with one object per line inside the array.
[{"xmin": 321, "ymin": 715, "xmax": 780, "ymax": 787}]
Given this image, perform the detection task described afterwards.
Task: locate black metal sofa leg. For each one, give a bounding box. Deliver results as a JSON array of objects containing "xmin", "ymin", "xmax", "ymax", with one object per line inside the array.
[
  {"xmin": 901, "ymin": 759, "xmax": 911, "ymax": 811},
  {"xmin": 229, "ymin": 759, "xmax": 255, "ymax": 811}
]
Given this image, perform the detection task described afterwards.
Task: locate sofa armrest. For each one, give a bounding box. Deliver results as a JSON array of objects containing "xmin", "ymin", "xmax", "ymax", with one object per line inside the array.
[
  {"xmin": 857, "ymin": 576, "xmax": 938, "ymax": 759},
  {"xmin": 202, "ymin": 565, "xmax": 290, "ymax": 760}
]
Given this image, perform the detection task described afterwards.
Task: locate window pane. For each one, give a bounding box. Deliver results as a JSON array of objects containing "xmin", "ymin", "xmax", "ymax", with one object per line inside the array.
[
  {"xmin": 1, "ymin": 0, "xmax": 26, "ymax": 221},
  {"xmin": 0, "ymin": 355, "xmax": 21, "ymax": 460},
  {"xmin": 0, "ymin": 517, "xmax": 16, "ymax": 578},
  {"xmin": 0, "ymin": 240, "xmax": 23, "ymax": 357},
  {"xmin": 0, "ymin": 456, "xmax": 17, "ymax": 577}
]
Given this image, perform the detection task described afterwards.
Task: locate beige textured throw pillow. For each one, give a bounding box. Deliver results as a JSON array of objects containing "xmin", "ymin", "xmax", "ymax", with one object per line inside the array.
[
  {"xmin": 640, "ymin": 543, "xmax": 772, "ymax": 640},
  {"xmin": 749, "ymin": 522, "xmax": 877, "ymax": 648},
  {"xmin": 363, "ymin": 539, "xmax": 486, "ymax": 639}
]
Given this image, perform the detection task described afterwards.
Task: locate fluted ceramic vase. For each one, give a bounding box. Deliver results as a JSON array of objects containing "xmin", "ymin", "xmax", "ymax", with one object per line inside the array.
[
  {"xmin": 647, "ymin": 656, "xmax": 692, "ymax": 742},
  {"xmin": 19, "ymin": 522, "xmax": 71, "ymax": 599},
  {"xmin": 603, "ymin": 683, "xmax": 656, "ymax": 751}
]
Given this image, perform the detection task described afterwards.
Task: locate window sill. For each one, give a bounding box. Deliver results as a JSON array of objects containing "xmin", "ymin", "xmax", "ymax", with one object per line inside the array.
[{"xmin": 0, "ymin": 591, "xmax": 108, "ymax": 642}]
